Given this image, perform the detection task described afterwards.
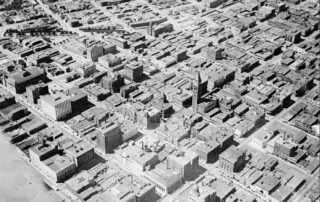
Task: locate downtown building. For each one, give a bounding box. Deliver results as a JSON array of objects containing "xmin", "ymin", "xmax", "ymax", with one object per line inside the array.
[{"xmin": 40, "ymin": 92, "xmax": 72, "ymax": 121}]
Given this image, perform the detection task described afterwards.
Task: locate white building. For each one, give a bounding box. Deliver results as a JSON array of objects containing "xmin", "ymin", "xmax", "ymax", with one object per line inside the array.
[
  {"xmin": 76, "ymin": 62, "xmax": 96, "ymax": 77},
  {"xmin": 40, "ymin": 92, "xmax": 72, "ymax": 121}
]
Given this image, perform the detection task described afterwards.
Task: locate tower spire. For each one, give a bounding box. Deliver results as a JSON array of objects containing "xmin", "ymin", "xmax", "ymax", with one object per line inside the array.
[
  {"xmin": 192, "ymin": 71, "xmax": 201, "ymax": 113},
  {"xmin": 196, "ymin": 71, "xmax": 201, "ymax": 84}
]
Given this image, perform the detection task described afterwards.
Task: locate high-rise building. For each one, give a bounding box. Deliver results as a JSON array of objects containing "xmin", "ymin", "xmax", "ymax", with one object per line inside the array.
[
  {"xmin": 192, "ymin": 72, "xmax": 202, "ymax": 113},
  {"xmin": 206, "ymin": 46, "xmax": 223, "ymax": 61},
  {"xmin": 273, "ymin": 137, "xmax": 297, "ymax": 160},
  {"xmin": 97, "ymin": 122, "xmax": 122, "ymax": 153},
  {"xmin": 65, "ymin": 87, "xmax": 88, "ymax": 112},
  {"xmin": 219, "ymin": 145, "xmax": 246, "ymax": 173},
  {"xmin": 101, "ymin": 73, "xmax": 125, "ymax": 93},
  {"xmin": 205, "ymin": 0, "xmax": 224, "ymax": 8},
  {"xmin": 26, "ymin": 83, "xmax": 49, "ymax": 104},
  {"xmin": 88, "ymin": 45, "xmax": 104, "ymax": 62},
  {"xmin": 42, "ymin": 155, "xmax": 76, "ymax": 182},
  {"xmin": 124, "ymin": 63, "xmax": 143, "ymax": 82},
  {"xmin": 167, "ymin": 148, "xmax": 199, "ymax": 179},
  {"xmin": 65, "ymin": 140, "xmax": 95, "ymax": 167},
  {"xmin": 103, "ymin": 44, "xmax": 117, "ymax": 55},
  {"xmin": 40, "ymin": 92, "xmax": 72, "ymax": 121},
  {"xmin": 196, "ymin": 141, "xmax": 220, "ymax": 163},
  {"xmin": 285, "ymin": 29, "xmax": 301, "ymax": 44}
]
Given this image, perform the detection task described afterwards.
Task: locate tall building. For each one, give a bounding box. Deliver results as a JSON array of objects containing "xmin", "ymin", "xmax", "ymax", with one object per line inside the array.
[
  {"xmin": 205, "ymin": 0, "xmax": 224, "ymax": 8},
  {"xmin": 42, "ymin": 155, "xmax": 76, "ymax": 182},
  {"xmin": 26, "ymin": 83, "xmax": 49, "ymax": 104},
  {"xmin": 40, "ymin": 92, "xmax": 72, "ymax": 121},
  {"xmin": 65, "ymin": 140, "xmax": 95, "ymax": 167},
  {"xmin": 285, "ymin": 29, "xmax": 302, "ymax": 44},
  {"xmin": 65, "ymin": 87, "xmax": 88, "ymax": 112},
  {"xmin": 153, "ymin": 93, "xmax": 173, "ymax": 118},
  {"xmin": 219, "ymin": 145, "xmax": 246, "ymax": 173},
  {"xmin": 88, "ymin": 45, "xmax": 104, "ymax": 62},
  {"xmin": 206, "ymin": 46, "xmax": 223, "ymax": 61},
  {"xmin": 101, "ymin": 73, "xmax": 125, "ymax": 93},
  {"xmin": 192, "ymin": 72, "xmax": 202, "ymax": 113},
  {"xmin": 273, "ymin": 137, "xmax": 297, "ymax": 160},
  {"xmin": 196, "ymin": 141, "xmax": 220, "ymax": 163},
  {"xmin": 102, "ymin": 44, "xmax": 117, "ymax": 55},
  {"xmin": 167, "ymin": 148, "xmax": 199, "ymax": 179},
  {"xmin": 124, "ymin": 63, "xmax": 143, "ymax": 82},
  {"xmin": 97, "ymin": 122, "xmax": 122, "ymax": 153},
  {"xmin": 120, "ymin": 83, "xmax": 139, "ymax": 98}
]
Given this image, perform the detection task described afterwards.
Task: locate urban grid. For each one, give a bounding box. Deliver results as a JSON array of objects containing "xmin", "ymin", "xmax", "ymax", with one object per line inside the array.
[{"xmin": 0, "ymin": 0, "xmax": 319, "ymax": 201}]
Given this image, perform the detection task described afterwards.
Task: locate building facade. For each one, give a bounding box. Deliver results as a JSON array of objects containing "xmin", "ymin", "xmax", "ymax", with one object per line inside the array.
[
  {"xmin": 97, "ymin": 123, "xmax": 122, "ymax": 153},
  {"xmin": 40, "ymin": 93, "xmax": 72, "ymax": 121},
  {"xmin": 219, "ymin": 145, "xmax": 246, "ymax": 173}
]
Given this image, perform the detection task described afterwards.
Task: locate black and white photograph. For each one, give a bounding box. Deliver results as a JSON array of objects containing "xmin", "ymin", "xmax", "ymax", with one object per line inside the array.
[{"xmin": 0, "ymin": 0, "xmax": 319, "ymax": 201}]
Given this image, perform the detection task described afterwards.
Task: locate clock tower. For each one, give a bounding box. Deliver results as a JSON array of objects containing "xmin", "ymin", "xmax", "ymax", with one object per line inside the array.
[{"xmin": 192, "ymin": 72, "xmax": 201, "ymax": 113}]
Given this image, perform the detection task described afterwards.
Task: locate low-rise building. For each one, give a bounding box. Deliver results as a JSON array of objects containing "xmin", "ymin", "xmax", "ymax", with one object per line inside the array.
[
  {"xmin": 65, "ymin": 140, "xmax": 95, "ymax": 167},
  {"xmin": 76, "ymin": 62, "xmax": 96, "ymax": 78},
  {"xmin": 4, "ymin": 66, "xmax": 46, "ymax": 94},
  {"xmin": 144, "ymin": 163, "xmax": 182, "ymax": 196},
  {"xmin": 114, "ymin": 141, "xmax": 159, "ymax": 176},
  {"xmin": 42, "ymin": 154, "xmax": 77, "ymax": 182}
]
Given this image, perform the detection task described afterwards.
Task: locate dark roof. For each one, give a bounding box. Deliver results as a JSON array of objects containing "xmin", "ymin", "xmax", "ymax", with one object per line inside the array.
[{"xmin": 7, "ymin": 66, "xmax": 44, "ymax": 84}]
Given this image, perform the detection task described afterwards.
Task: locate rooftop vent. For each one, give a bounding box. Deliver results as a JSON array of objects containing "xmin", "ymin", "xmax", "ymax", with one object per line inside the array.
[{"xmin": 22, "ymin": 71, "xmax": 31, "ymax": 77}]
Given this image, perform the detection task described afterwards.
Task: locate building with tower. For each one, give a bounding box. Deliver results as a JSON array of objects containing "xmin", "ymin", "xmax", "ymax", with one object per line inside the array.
[
  {"xmin": 192, "ymin": 72, "xmax": 204, "ymax": 113},
  {"xmin": 153, "ymin": 93, "xmax": 173, "ymax": 119},
  {"xmin": 188, "ymin": 185, "xmax": 217, "ymax": 202}
]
